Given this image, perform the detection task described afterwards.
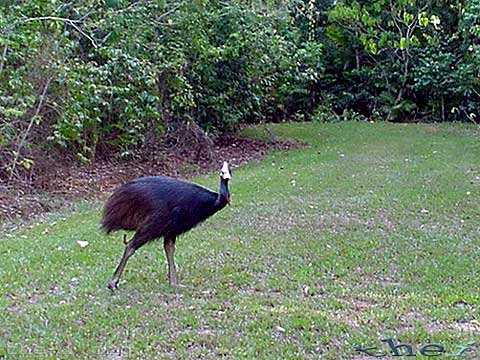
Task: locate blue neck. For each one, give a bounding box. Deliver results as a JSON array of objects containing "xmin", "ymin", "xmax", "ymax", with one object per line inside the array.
[{"xmin": 215, "ymin": 177, "xmax": 230, "ymax": 208}]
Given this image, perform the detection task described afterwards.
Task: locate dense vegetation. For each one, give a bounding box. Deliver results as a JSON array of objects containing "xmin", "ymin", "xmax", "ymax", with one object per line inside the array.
[{"xmin": 1, "ymin": 0, "xmax": 479, "ymax": 180}]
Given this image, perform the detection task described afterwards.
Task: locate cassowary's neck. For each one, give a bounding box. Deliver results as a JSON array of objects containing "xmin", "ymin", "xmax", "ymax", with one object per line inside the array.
[{"xmin": 215, "ymin": 178, "xmax": 230, "ymax": 209}]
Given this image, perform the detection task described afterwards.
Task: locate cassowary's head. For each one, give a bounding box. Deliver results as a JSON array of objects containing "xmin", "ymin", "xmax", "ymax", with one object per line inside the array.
[{"xmin": 220, "ymin": 161, "xmax": 232, "ymax": 180}]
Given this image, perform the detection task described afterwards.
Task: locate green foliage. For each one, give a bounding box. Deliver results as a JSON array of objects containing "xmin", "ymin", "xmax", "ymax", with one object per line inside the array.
[
  {"xmin": 324, "ymin": 0, "xmax": 480, "ymax": 121},
  {"xmin": 1, "ymin": 0, "xmax": 323, "ymax": 172},
  {"xmin": 1, "ymin": 0, "xmax": 479, "ymax": 177}
]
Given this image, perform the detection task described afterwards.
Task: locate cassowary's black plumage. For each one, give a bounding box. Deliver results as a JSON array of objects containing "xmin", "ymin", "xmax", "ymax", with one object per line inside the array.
[
  {"xmin": 102, "ymin": 177, "xmax": 228, "ymax": 237},
  {"xmin": 102, "ymin": 162, "xmax": 231, "ymax": 290}
]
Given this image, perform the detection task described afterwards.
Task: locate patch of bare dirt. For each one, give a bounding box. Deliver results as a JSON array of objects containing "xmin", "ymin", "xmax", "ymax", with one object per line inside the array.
[{"xmin": 0, "ymin": 133, "xmax": 301, "ymax": 223}]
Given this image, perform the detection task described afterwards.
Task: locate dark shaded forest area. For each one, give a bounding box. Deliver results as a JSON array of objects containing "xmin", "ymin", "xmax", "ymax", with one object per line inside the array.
[{"xmin": 1, "ymin": 0, "xmax": 479, "ymax": 183}]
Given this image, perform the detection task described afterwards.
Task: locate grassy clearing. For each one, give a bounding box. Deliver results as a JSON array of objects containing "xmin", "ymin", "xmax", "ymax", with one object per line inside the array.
[{"xmin": 1, "ymin": 122, "xmax": 479, "ymax": 359}]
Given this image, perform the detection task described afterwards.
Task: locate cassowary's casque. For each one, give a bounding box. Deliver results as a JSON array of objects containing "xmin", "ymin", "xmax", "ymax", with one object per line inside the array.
[{"xmin": 102, "ymin": 161, "xmax": 232, "ymax": 290}]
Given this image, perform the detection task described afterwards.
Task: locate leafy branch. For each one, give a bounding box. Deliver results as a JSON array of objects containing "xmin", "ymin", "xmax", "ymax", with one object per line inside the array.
[
  {"xmin": 19, "ymin": 16, "xmax": 98, "ymax": 48},
  {"xmin": 8, "ymin": 77, "xmax": 52, "ymax": 183}
]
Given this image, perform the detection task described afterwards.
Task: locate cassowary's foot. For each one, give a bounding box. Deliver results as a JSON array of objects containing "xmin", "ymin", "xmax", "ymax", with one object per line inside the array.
[
  {"xmin": 171, "ymin": 282, "xmax": 186, "ymax": 289},
  {"xmin": 168, "ymin": 273, "xmax": 185, "ymax": 288},
  {"xmin": 107, "ymin": 280, "xmax": 119, "ymax": 291}
]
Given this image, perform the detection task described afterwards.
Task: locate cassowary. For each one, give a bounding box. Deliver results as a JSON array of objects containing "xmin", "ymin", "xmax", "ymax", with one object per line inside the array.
[{"xmin": 102, "ymin": 161, "xmax": 232, "ymax": 290}]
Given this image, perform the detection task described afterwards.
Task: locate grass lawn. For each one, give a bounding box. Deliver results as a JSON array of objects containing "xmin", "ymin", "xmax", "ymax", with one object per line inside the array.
[{"xmin": 1, "ymin": 122, "xmax": 479, "ymax": 359}]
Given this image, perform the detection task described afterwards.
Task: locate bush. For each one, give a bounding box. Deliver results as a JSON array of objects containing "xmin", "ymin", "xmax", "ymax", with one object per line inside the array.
[
  {"xmin": 0, "ymin": 0, "xmax": 323, "ymax": 178},
  {"xmin": 323, "ymin": 0, "xmax": 480, "ymax": 122},
  {"xmin": 1, "ymin": 0, "xmax": 478, "ymax": 182}
]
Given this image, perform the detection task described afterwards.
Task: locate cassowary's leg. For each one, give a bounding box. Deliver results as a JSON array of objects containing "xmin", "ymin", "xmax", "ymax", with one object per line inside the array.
[
  {"xmin": 164, "ymin": 236, "xmax": 182, "ymax": 287},
  {"xmin": 108, "ymin": 233, "xmax": 149, "ymax": 290}
]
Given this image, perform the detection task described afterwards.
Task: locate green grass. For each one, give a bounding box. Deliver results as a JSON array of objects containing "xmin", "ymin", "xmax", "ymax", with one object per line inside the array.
[{"xmin": 1, "ymin": 122, "xmax": 479, "ymax": 359}]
